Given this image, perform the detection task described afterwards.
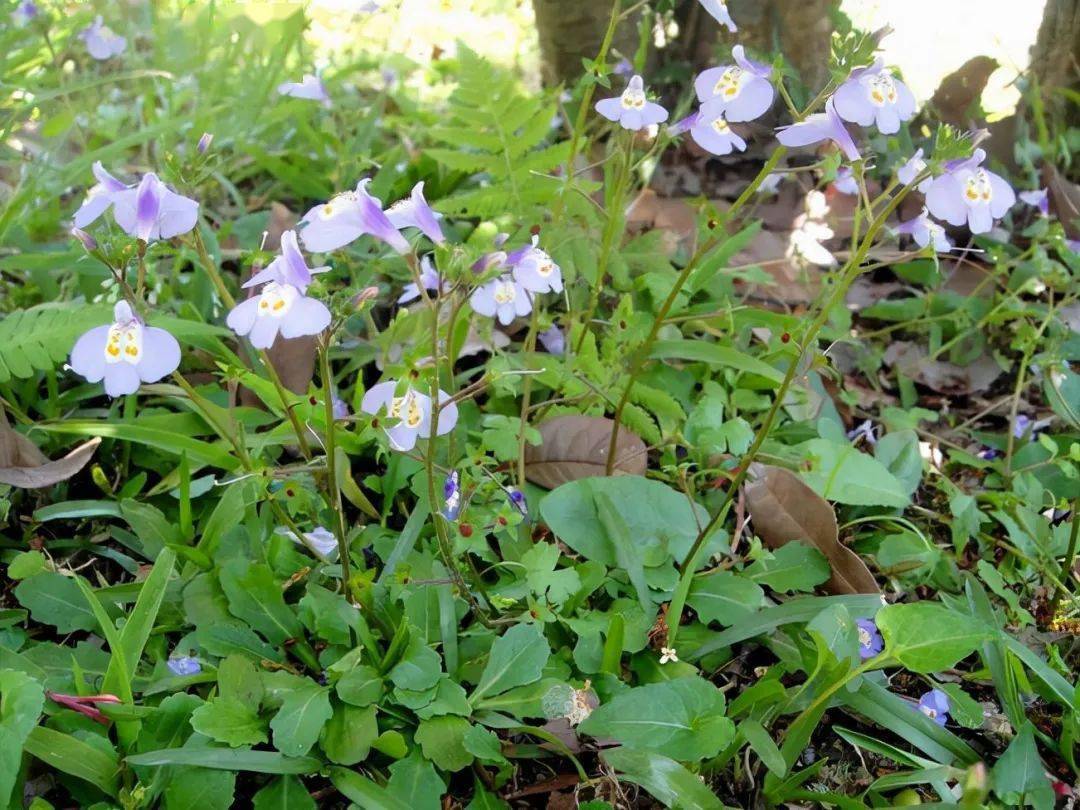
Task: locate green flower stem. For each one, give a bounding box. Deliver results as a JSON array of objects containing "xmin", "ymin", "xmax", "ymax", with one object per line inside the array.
[
  {"xmin": 1050, "ymin": 497, "xmax": 1080, "ymax": 616},
  {"xmin": 602, "ymin": 146, "xmax": 789, "ymax": 476},
  {"xmin": 319, "ymin": 339, "xmax": 352, "ymax": 596},
  {"xmin": 516, "ymin": 304, "xmax": 540, "ymax": 489},
  {"xmin": 665, "ymin": 176, "xmax": 915, "ymax": 646}
]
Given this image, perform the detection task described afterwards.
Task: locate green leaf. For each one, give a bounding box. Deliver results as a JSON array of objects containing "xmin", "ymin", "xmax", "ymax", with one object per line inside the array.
[
  {"xmin": 877, "ymin": 603, "xmax": 989, "ymax": 673},
  {"xmin": 0, "ymin": 303, "xmax": 111, "ymax": 383},
  {"xmin": 415, "ymin": 715, "xmax": 474, "ymax": 771},
  {"xmin": 23, "ymin": 726, "xmax": 119, "ymax": 796},
  {"xmin": 217, "ymin": 654, "xmax": 265, "ymax": 711},
  {"xmin": 744, "ymin": 544, "xmax": 831, "ymax": 592},
  {"xmin": 320, "ymin": 704, "xmax": 377, "ymax": 766},
  {"xmin": 602, "ymin": 747, "xmax": 722, "ymax": 810},
  {"xmin": 796, "ymin": 438, "xmax": 911, "ymax": 507},
  {"xmin": 388, "ymin": 636, "xmax": 443, "ymax": 692},
  {"xmin": 190, "ymin": 698, "xmax": 268, "ymax": 747},
  {"xmin": 539, "ymin": 477, "xmax": 709, "ymax": 569},
  {"xmin": 218, "ymin": 560, "xmax": 303, "ymax": 646},
  {"xmin": 252, "ymin": 776, "xmax": 317, "ymax": 810},
  {"xmin": 650, "ymin": 339, "xmax": 783, "ymax": 385},
  {"xmin": 386, "ymin": 751, "xmax": 444, "ymax": 810},
  {"xmin": 741, "ymin": 719, "xmax": 786, "ymax": 777},
  {"xmin": 163, "ymin": 767, "xmax": 236, "ymax": 810},
  {"xmin": 336, "ymin": 665, "xmax": 384, "ymax": 707},
  {"xmin": 991, "ymin": 723, "xmax": 1054, "ymax": 810},
  {"xmin": 14, "ymin": 573, "xmax": 97, "ymax": 633},
  {"xmin": 579, "ymin": 677, "xmax": 734, "ymax": 762},
  {"xmin": 0, "ymin": 669, "xmax": 45, "ymax": 806},
  {"xmin": 104, "ymin": 548, "xmax": 176, "ymax": 696},
  {"xmin": 38, "ymin": 420, "xmax": 239, "ymax": 470},
  {"xmin": 471, "ymin": 623, "xmax": 550, "ymax": 703},
  {"xmin": 126, "ymin": 748, "xmax": 321, "ymax": 773},
  {"xmin": 329, "ymin": 767, "xmax": 412, "ymax": 810},
  {"xmin": 7, "ymin": 551, "xmax": 46, "ymax": 580},
  {"xmin": 270, "ymin": 684, "xmax": 333, "ymax": 757},
  {"xmin": 119, "ymin": 501, "xmax": 183, "ymax": 558}
]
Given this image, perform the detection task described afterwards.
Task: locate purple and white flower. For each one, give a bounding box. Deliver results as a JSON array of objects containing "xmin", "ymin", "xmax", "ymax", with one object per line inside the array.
[
  {"xmin": 69, "ymin": 301, "xmax": 181, "ymax": 398},
  {"xmin": 897, "ymin": 207, "xmax": 954, "ymax": 253},
  {"xmin": 689, "ymin": 110, "xmax": 747, "ymax": 155},
  {"xmin": 613, "ymin": 58, "xmax": 634, "ymax": 77},
  {"xmin": 510, "ymin": 236, "xmax": 563, "ymax": 294},
  {"xmin": 507, "ymin": 487, "xmax": 528, "ymax": 517},
  {"xmin": 443, "ymin": 471, "xmax": 461, "ymax": 520},
  {"xmin": 470, "ymin": 275, "xmax": 533, "ymax": 325},
  {"xmin": 196, "ymin": 132, "xmax": 214, "ymax": 154},
  {"xmin": 897, "ymin": 148, "xmax": 931, "ymax": 192},
  {"xmin": 332, "ymin": 393, "xmax": 350, "ymax": 421},
  {"xmin": 73, "ymin": 162, "xmax": 129, "ymax": 230},
  {"xmin": 398, "ymin": 255, "xmax": 447, "ymax": 304},
  {"xmin": 847, "ymin": 419, "xmax": 877, "ymax": 446},
  {"xmin": 538, "ymin": 324, "xmax": 565, "ymax": 356},
  {"xmin": 856, "ymin": 618, "xmax": 883, "ymax": 660},
  {"xmin": 79, "ymin": 15, "xmax": 126, "ymax": 60},
  {"xmin": 917, "ymin": 689, "xmax": 950, "ymax": 726},
  {"xmin": 833, "ymin": 59, "xmax": 916, "ymax": 135},
  {"xmin": 386, "ymin": 181, "xmax": 445, "ymax": 245},
  {"xmin": 12, "ymin": 1, "xmax": 38, "ymax": 27},
  {"xmin": 300, "ymin": 179, "xmax": 410, "ymax": 255},
  {"xmin": 595, "ymin": 75, "xmax": 669, "ymax": 131},
  {"xmin": 166, "ymin": 656, "xmax": 202, "ymax": 677},
  {"xmin": 277, "ymin": 526, "xmax": 339, "ymax": 559},
  {"xmin": 360, "ymin": 380, "xmax": 459, "ymax": 452},
  {"xmin": 226, "ymin": 231, "xmax": 331, "ymax": 350},
  {"xmin": 776, "ymin": 98, "xmax": 861, "ymax": 162},
  {"xmin": 277, "ymin": 73, "xmax": 331, "ymax": 106},
  {"xmin": 699, "ymin": 0, "xmax": 736, "ymax": 32},
  {"xmin": 111, "ymin": 173, "xmax": 199, "ymax": 243},
  {"xmin": 832, "ymin": 166, "xmax": 859, "ymax": 196},
  {"xmin": 924, "ymin": 148, "xmax": 1015, "ymax": 234},
  {"xmin": 1019, "ymin": 188, "xmax": 1050, "ymax": 217},
  {"xmin": 695, "ymin": 46, "xmax": 774, "ymax": 123},
  {"xmin": 1013, "ymin": 414, "xmax": 1033, "ymax": 439}
]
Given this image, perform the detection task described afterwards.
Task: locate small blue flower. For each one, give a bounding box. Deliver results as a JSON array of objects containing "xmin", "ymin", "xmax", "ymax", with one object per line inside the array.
[
  {"xmin": 856, "ymin": 618, "xmax": 883, "ymax": 660},
  {"xmin": 443, "ymin": 471, "xmax": 461, "ymax": 521},
  {"xmin": 508, "ymin": 488, "xmax": 528, "ymax": 518},
  {"xmin": 917, "ymin": 689, "xmax": 950, "ymax": 726},
  {"xmin": 167, "ymin": 656, "xmax": 201, "ymax": 677}
]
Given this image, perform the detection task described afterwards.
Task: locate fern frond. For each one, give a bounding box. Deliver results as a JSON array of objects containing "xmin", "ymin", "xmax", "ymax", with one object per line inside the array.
[{"xmin": 0, "ymin": 303, "xmax": 111, "ymax": 383}]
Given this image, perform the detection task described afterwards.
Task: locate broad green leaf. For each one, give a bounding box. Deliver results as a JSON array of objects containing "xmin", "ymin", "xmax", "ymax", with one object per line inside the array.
[
  {"xmin": 14, "ymin": 573, "xmax": 97, "ymax": 633},
  {"xmin": 650, "ymin": 339, "xmax": 783, "ymax": 385},
  {"xmin": 104, "ymin": 548, "xmax": 176, "ymax": 695},
  {"xmin": 991, "ymin": 723, "xmax": 1054, "ymax": 809},
  {"xmin": 415, "ymin": 715, "xmax": 473, "ymax": 771},
  {"xmin": 23, "ymin": 726, "xmax": 119, "ymax": 796},
  {"xmin": 796, "ymin": 439, "xmax": 910, "ymax": 507},
  {"xmin": 270, "ymin": 684, "xmax": 333, "ymax": 757},
  {"xmin": 579, "ymin": 677, "xmax": 734, "ymax": 762},
  {"xmin": 329, "ymin": 767, "xmax": 412, "ymax": 810},
  {"xmin": 190, "ymin": 698, "xmax": 268, "ymax": 747},
  {"xmin": 744, "ymin": 544, "xmax": 831, "ymax": 592},
  {"xmin": 253, "ymin": 776, "xmax": 317, "ymax": 810},
  {"xmin": 388, "ymin": 636, "xmax": 443, "ymax": 692},
  {"xmin": 218, "ymin": 561, "xmax": 303, "ymax": 646},
  {"xmin": 320, "ymin": 704, "xmax": 377, "ymax": 766},
  {"xmin": 0, "ymin": 669, "xmax": 45, "ymax": 806},
  {"xmin": 602, "ymin": 747, "xmax": 723, "ymax": 810},
  {"xmin": 877, "ymin": 603, "xmax": 989, "ymax": 673},
  {"xmin": 741, "ymin": 719, "xmax": 786, "ymax": 776},
  {"xmin": 386, "ymin": 752, "xmax": 444, "ymax": 810},
  {"xmin": 336, "ymin": 665, "xmax": 384, "ymax": 707},
  {"xmin": 163, "ymin": 767, "xmax": 235, "ymax": 810},
  {"xmin": 471, "ymin": 623, "xmax": 549, "ymax": 703}
]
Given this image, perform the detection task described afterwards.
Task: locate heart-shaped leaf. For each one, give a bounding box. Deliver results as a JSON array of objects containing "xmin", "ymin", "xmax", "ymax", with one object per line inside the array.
[
  {"xmin": 524, "ymin": 415, "xmax": 647, "ymax": 489},
  {"xmin": 744, "ymin": 466, "xmax": 880, "ymax": 595}
]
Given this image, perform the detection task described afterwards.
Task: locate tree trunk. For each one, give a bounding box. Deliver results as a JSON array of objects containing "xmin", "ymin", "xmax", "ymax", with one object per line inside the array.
[
  {"xmin": 728, "ymin": 0, "xmax": 833, "ymax": 90},
  {"xmin": 1030, "ymin": 0, "xmax": 1080, "ymax": 124},
  {"xmin": 532, "ymin": 0, "xmax": 638, "ymax": 86}
]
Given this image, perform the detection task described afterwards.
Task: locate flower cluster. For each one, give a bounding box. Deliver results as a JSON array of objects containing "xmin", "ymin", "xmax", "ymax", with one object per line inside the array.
[
  {"xmin": 470, "ymin": 236, "xmax": 564, "ymax": 325},
  {"xmin": 75, "ymin": 163, "xmax": 199, "ymax": 243}
]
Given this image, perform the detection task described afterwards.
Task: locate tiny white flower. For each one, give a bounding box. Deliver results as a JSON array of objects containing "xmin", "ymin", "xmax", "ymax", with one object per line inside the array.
[{"xmin": 660, "ymin": 647, "xmax": 679, "ymax": 664}]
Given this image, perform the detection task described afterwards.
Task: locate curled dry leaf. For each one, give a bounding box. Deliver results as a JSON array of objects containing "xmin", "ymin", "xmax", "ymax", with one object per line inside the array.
[
  {"xmin": 883, "ymin": 341, "xmax": 1002, "ymax": 396},
  {"xmin": 0, "ymin": 410, "xmax": 100, "ymax": 489},
  {"xmin": 744, "ymin": 465, "xmax": 880, "ymax": 595},
  {"xmin": 524, "ymin": 415, "xmax": 647, "ymax": 489}
]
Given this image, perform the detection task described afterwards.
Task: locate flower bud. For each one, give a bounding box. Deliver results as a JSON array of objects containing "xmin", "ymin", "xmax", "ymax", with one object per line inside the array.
[
  {"xmin": 196, "ymin": 132, "xmax": 213, "ymax": 154},
  {"xmin": 72, "ymin": 227, "xmax": 97, "ymax": 252}
]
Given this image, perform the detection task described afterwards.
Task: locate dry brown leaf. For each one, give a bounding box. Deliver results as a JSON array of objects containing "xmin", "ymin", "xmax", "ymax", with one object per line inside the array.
[
  {"xmin": 930, "ymin": 55, "xmax": 999, "ymax": 127},
  {"xmin": 1043, "ymin": 164, "xmax": 1080, "ymax": 239},
  {"xmin": 523, "ymin": 415, "xmax": 647, "ymax": 489},
  {"xmin": 883, "ymin": 341, "xmax": 1003, "ymax": 395},
  {"xmin": 745, "ymin": 466, "xmax": 880, "ymax": 595},
  {"xmin": 625, "ymin": 189, "xmax": 698, "ymax": 256},
  {"xmin": 0, "ymin": 411, "xmax": 100, "ymax": 489}
]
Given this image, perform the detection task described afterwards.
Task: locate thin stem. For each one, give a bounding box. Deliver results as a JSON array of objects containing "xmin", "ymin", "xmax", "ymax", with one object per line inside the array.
[
  {"xmin": 516, "ymin": 305, "xmax": 540, "ymax": 488},
  {"xmin": 1050, "ymin": 498, "xmax": 1080, "ymax": 616},
  {"xmin": 1005, "ymin": 295, "xmax": 1057, "ymax": 475},
  {"xmin": 320, "ymin": 341, "xmax": 352, "ymax": 596}
]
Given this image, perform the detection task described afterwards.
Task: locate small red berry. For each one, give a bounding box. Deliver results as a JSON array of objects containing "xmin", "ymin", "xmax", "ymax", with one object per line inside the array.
[
  {"xmin": 781, "ymin": 332, "xmax": 791, "ymax": 343},
  {"xmin": 459, "ymin": 523, "xmax": 474, "ymax": 538}
]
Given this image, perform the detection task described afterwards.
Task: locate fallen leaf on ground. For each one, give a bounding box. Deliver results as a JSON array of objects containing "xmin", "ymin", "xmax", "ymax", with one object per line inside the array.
[
  {"xmin": 0, "ymin": 410, "xmax": 100, "ymax": 488},
  {"xmin": 524, "ymin": 415, "xmax": 647, "ymax": 489}
]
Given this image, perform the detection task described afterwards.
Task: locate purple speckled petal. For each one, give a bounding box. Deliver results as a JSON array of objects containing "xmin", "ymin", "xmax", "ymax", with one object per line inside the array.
[
  {"xmin": 875, "ymin": 104, "xmax": 901, "ymax": 135},
  {"xmin": 826, "ymin": 100, "xmax": 861, "ymax": 160},
  {"xmin": 967, "ymin": 204, "xmax": 993, "ymax": 234},
  {"xmin": 619, "ymin": 108, "xmax": 644, "ymax": 131},
  {"xmin": 226, "ymin": 297, "xmax": 260, "ymax": 336},
  {"xmin": 299, "ymin": 196, "xmax": 364, "ymax": 253},
  {"xmin": 280, "ymin": 230, "xmax": 313, "ymax": 289},
  {"xmin": 69, "ymin": 324, "xmax": 111, "ymax": 383},
  {"xmin": 694, "ymin": 67, "xmax": 727, "ymax": 104},
  {"xmin": 385, "ymin": 420, "xmax": 419, "ymax": 451},
  {"xmin": 717, "ymin": 76, "xmax": 773, "ymax": 122},
  {"xmin": 469, "ymin": 282, "xmax": 498, "ymax": 317},
  {"xmin": 639, "ymin": 101, "xmax": 669, "ymax": 127},
  {"xmin": 103, "ymin": 363, "xmax": 140, "ymax": 397},
  {"xmin": 690, "ymin": 115, "xmax": 746, "ymax": 155},
  {"xmin": 279, "ymin": 296, "xmax": 331, "ymax": 339},
  {"xmin": 732, "ymin": 45, "xmax": 769, "ymax": 78},
  {"xmin": 136, "ymin": 327, "xmax": 181, "ymax": 382}
]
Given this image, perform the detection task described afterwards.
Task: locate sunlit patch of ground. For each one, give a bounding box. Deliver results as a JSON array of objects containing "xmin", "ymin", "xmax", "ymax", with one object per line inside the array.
[{"xmin": 841, "ymin": 0, "xmax": 1047, "ymax": 117}]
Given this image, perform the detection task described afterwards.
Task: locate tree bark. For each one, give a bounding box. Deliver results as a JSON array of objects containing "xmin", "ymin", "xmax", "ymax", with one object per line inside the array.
[
  {"xmin": 1030, "ymin": 0, "xmax": 1080, "ymax": 124},
  {"xmin": 532, "ymin": 0, "xmax": 637, "ymax": 86}
]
